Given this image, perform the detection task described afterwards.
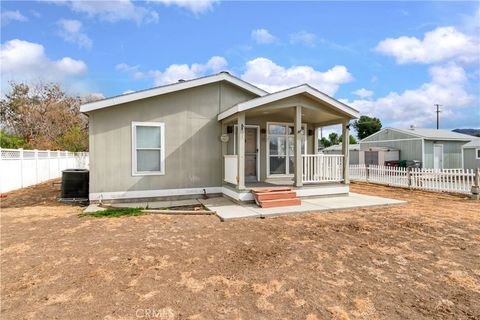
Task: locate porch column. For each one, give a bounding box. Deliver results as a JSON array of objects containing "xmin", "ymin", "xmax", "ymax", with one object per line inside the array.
[
  {"xmin": 294, "ymin": 106, "xmax": 303, "ymax": 187},
  {"xmin": 341, "ymin": 121, "xmax": 350, "ymax": 184},
  {"xmin": 237, "ymin": 112, "xmax": 246, "ymax": 190},
  {"xmin": 313, "ymin": 126, "xmax": 319, "ymax": 155},
  {"xmin": 221, "ymin": 122, "xmax": 227, "ymax": 182}
]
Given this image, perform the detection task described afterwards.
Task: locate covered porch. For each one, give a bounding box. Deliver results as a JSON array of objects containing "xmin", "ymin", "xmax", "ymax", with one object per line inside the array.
[{"xmin": 218, "ymin": 85, "xmax": 359, "ymax": 201}]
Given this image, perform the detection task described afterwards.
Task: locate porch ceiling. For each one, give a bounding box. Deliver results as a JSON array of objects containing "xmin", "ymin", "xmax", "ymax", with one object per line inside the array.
[{"xmin": 218, "ymin": 84, "xmax": 359, "ymax": 124}]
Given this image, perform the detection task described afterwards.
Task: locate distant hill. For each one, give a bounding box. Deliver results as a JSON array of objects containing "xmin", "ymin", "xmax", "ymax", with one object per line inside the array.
[{"xmin": 452, "ymin": 129, "xmax": 480, "ymax": 137}]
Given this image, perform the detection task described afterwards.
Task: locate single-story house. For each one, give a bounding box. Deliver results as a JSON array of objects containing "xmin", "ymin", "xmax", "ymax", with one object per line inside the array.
[
  {"xmin": 360, "ymin": 127, "xmax": 474, "ymax": 169},
  {"xmin": 462, "ymin": 139, "xmax": 480, "ymax": 170},
  {"xmin": 321, "ymin": 144, "xmax": 360, "ymax": 165},
  {"xmin": 80, "ymin": 72, "xmax": 359, "ymax": 203}
]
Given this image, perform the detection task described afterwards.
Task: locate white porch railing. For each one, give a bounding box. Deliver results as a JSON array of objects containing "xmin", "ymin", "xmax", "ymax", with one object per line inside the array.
[
  {"xmin": 302, "ymin": 154, "xmax": 344, "ymax": 183},
  {"xmin": 224, "ymin": 155, "xmax": 238, "ymax": 185}
]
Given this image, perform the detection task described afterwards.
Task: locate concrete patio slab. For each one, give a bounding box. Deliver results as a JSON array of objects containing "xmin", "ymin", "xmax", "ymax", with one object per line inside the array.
[{"xmin": 201, "ymin": 192, "xmax": 406, "ymax": 221}]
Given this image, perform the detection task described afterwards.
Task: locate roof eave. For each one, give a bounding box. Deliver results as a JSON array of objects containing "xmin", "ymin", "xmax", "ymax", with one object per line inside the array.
[{"xmin": 80, "ymin": 73, "xmax": 268, "ymax": 113}]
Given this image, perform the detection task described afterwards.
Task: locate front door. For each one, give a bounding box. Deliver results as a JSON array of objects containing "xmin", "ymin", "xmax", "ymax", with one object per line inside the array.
[
  {"xmin": 245, "ymin": 127, "xmax": 258, "ymax": 181},
  {"xmin": 433, "ymin": 144, "xmax": 443, "ymax": 169}
]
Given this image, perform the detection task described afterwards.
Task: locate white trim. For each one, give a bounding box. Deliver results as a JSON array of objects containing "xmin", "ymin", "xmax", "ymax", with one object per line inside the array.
[
  {"xmin": 360, "ymin": 137, "xmax": 423, "ymax": 143},
  {"xmin": 266, "ymin": 122, "xmax": 307, "ymax": 177},
  {"xmin": 218, "ymin": 84, "xmax": 359, "ymax": 121},
  {"xmin": 90, "ymin": 187, "xmax": 223, "ymax": 201},
  {"xmin": 233, "ymin": 124, "xmax": 260, "ymax": 181},
  {"xmin": 476, "ymin": 148, "xmax": 480, "ymax": 160},
  {"xmin": 81, "ymin": 73, "xmax": 267, "ymax": 113},
  {"xmin": 421, "ymin": 138, "xmax": 425, "ymax": 167},
  {"xmin": 221, "ymin": 185, "xmax": 348, "ymax": 201},
  {"xmin": 221, "ymin": 187, "xmax": 254, "ymax": 202},
  {"xmin": 131, "ymin": 121, "xmax": 165, "ymax": 176},
  {"xmin": 295, "ymin": 185, "xmax": 348, "ymax": 197}
]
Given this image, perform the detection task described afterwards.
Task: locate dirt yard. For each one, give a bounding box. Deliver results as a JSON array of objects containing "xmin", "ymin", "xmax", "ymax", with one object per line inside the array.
[{"xmin": 1, "ymin": 180, "xmax": 479, "ymax": 319}]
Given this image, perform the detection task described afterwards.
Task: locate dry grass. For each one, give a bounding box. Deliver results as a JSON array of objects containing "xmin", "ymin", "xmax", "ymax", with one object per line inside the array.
[{"xmin": 1, "ymin": 180, "xmax": 479, "ymax": 319}]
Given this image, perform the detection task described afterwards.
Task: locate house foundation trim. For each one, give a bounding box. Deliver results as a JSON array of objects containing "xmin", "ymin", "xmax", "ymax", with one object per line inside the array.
[{"xmin": 90, "ymin": 187, "xmax": 223, "ymax": 201}]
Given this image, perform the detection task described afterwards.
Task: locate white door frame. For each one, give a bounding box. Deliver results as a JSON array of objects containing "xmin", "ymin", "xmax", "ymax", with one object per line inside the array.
[
  {"xmin": 266, "ymin": 121, "xmax": 307, "ymax": 178},
  {"xmin": 233, "ymin": 124, "xmax": 260, "ymax": 181},
  {"xmin": 433, "ymin": 144, "xmax": 444, "ymax": 169}
]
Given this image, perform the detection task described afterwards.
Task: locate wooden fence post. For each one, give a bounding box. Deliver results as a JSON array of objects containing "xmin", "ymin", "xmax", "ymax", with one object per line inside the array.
[{"xmin": 366, "ymin": 164, "xmax": 370, "ymax": 182}]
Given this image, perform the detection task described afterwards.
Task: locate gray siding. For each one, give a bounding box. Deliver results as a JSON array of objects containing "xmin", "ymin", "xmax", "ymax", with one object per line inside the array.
[
  {"xmin": 463, "ymin": 148, "xmax": 480, "ymax": 169},
  {"xmin": 360, "ymin": 140, "xmax": 422, "ymax": 162},
  {"xmin": 89, "ymin": 82, "xmax": 255, "ymax": 194},
  {"xmin": 323, "ymin": 149, "xmax": 359, "ymax": 164},
  {"xmin": 424, "ymin": 140, "xmax": 465, "ymax": 169},
  {"xmin": 362, "ymin": 128, "xmax": 417, "ymax": 142}
]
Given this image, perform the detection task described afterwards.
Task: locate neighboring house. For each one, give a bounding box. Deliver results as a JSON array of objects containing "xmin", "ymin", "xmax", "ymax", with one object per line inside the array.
[
  {"xmin": 321, "ymin": 144, "xmax": 360, "ymax": 165},
  {"xmin": 80, "ymin": 72, "xmax": 359, "ymax": 202},
  {"xmin": 360, "ymin": 127, "xmax": 474, "ymax": 169},
  {"xmin": 462, "ymin": 139, "xmax": 480, "ymax": 170}
]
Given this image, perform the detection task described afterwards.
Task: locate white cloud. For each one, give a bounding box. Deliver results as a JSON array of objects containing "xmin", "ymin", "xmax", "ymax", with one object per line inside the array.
[
  {"xmin": 375, "ymin": 26, "xmax": 479, "ymax": 64},
  {"xmin": 1, "ymin": 39, "xmax": 87, "ymax": 93},
  {"xmin": 54, "ymin": 0, "xmax": 159, "ymax": 24},
  {"xmin": 343, "ymin": 63, "xmax": 475, "ymax": 127},
  {"xmin": 241, "ymin": 57, "xmax": 353, "ymax": 95},
  {"xmin": 57, "ymin": 19, "xmax": 92, "ymax": 49},
  {"xmin": 251, "ymin": 29, "xmax": 277, "ymax": 44},
  {"xmin": 149, "ymin": 0, "xmax": 219, "ymax": 14},
  {"xmin": 353, "ymin": 88, "xmax": 374, "ymax": 98},
  {"xmin": 1, "ymin": 10, "xmax": 28, "ymax": 26},
  {"xmin": 117, "ymin": 56, "xmax": 228, "ymax": 86},
  {"xmin": 290, "ymin": 31, "xmax": 316, "ymax": 47}
]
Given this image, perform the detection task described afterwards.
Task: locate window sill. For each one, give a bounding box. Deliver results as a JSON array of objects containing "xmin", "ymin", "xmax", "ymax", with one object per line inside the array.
[{"xmin": 132, "ymin": 172, "xmax": 165, "ymax": 177}]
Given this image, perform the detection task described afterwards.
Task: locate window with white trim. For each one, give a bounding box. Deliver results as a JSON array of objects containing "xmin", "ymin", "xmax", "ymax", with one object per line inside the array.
[
  {"xmin": 132, "ymin": 122, "xmax": 165, "ymax": 175},
  {"xmin": 476, "ymin": 148, "xmax": 480, "ymax": 159}
]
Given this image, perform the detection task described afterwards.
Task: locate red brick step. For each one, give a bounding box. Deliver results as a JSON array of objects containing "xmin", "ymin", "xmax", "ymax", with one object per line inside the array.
[
  {"xmin": 258, "ymin": 198, "xmax": 302, "ymax": 208},
  {"xmin": 251, "ymin": 187, "xmax": 301, "ymax": 208}
]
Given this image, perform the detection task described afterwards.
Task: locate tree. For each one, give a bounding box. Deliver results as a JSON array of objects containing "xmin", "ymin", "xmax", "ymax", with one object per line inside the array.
[
  {"xmin": 353, "ymin": 116, "xmax": 382, "ymax": 140},
  {"xmin": 0, "ymin": 82, "xmax": 96, "ymax": 151},
  {"xmin": 339, "ymin": 134, "xmax": 358, "ymax": 144},
  {"xmin": 0, "ymin": 130, "xmax": 29, "ymax": 149},
  {"xmin": 328, "ymin": 132, "xmax": 339, "ymax": 146},
  {"xmin": 320, "ymin": 137, "xmax": 331, "ymax": 148}
]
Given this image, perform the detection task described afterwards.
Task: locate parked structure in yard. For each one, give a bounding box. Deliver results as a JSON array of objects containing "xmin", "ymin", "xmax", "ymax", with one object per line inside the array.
[
  {"xmin": 80, "ymin": 72, "xmax": 359, "ymax": 203},
  {"xmin": 462, "ymin": 139, "xmax": 480, "ymax": 170},
  {"xmin": 321, "ymin": 144, "xmax": 360, "ymax": 165},
  {"xmin": 360, "ymin": 127, "xmax": 474, "ymax": 169},
  {"xmin": 0, "ymin": 148, "xmax": 89, "ymax": 193}
]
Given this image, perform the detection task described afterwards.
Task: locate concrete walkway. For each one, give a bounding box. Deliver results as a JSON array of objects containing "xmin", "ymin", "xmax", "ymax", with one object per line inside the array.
[{"xmin": 199, "ymin": 193, "xmax": 406, "ymax": 221}]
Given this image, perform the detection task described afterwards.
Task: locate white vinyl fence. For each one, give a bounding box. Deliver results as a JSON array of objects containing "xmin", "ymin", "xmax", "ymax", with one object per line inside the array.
[
  {"xmin": 350, "ymin": 164, "xmax": 479, "ymax": 194},
  {"xmin": 0, "ymin": 148, "xmax": 89, "ymax": 193}
]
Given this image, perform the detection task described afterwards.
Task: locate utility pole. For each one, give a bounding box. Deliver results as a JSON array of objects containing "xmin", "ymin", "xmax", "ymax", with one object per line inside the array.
[{"xmin": 434, "ymin": 104, "xmax": 442, "ymax": 129}]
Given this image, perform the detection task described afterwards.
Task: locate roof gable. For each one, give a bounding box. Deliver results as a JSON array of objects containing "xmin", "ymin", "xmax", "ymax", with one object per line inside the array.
[
  {"xmin": 217, "ymin": 84, "xmax": 359, "ymax": 120},
  {"xmin": 80, "ymin": 72, "xmax": 268, "ymax": 113},
  {"xmin": 361, "ymin": 127, "xmax": 475, "ymax": 142}
]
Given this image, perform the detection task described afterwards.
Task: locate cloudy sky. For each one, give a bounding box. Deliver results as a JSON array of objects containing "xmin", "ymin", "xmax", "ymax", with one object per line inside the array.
[{"xmin": 1, "ymin": 0, "xmax": 479, "ymax": 130}]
